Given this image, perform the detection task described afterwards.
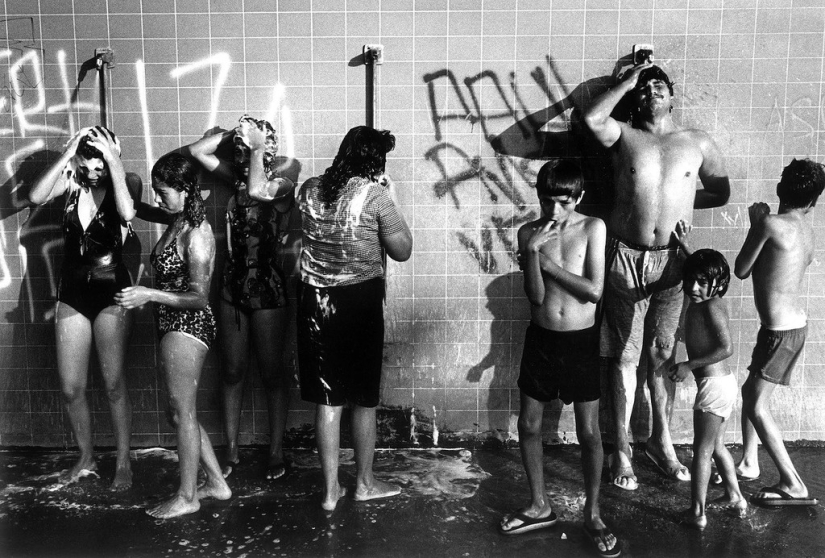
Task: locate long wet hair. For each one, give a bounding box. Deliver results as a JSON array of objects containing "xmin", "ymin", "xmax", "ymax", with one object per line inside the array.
[
  {"xmin": 318, "ymin": 126, "xmax": 395, "ymax": 205},
  {"xmin": 234, "ymin": 115, "xmax": 279, "ymax": 179},
  {"xmin": 683, "ymin": 248, "xmax": 730, "ymax": 298},
  {"xmin": 152, "ymin": 153, "xmax": 206, "ymax": 228},
  {"xmin": 777, "ymin": 158, "xmax": 825, "ymax": 209}
]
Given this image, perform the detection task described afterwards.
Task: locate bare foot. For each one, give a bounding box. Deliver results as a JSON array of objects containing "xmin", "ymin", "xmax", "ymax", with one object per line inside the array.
[
  {"xmin": 680, "ymin": 509, "xmax": 707, "ymax": 531},
  {"xmin": 354, "ymin": 479, "xmax": 401, "ymax": 502},
  {"xmin": 196, "ymin": 477, "xmax": 232, "ymax": 501},
  {"xmin": 708, "ymin": 495, "xmax": 748, "ymax": 515},
  {"xmin": 110, "ymin": 466, "xmax": 133, "ymax": 491},
  {"xmin": 146, "ymin": 493, "xmax": 201, "ymax": 519},
  {"xmin": 734, "ymin": 460, "xmax": 760, "ymax": 481},
  {"xmin": 57, "ymin": 458, "xmax": 99, "ymax": 485},
  {"xmin": 499, "ymin": 504, "xmax": 556, "ymax": 535},
  {"xmin": 322, "ymin": 484, "xmax": 347, "ymax": 511}
]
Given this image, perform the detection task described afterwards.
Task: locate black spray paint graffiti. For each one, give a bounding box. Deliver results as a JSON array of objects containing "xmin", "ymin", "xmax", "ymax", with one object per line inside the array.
[{"xmin": 422, "ymin": 56, "xmax": 610, "ymax": 273}]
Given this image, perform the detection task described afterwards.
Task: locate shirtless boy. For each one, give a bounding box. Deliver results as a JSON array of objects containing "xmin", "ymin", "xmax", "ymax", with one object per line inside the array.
[
  {"xmin": 583, "ymin": 62, "xmax": 730, "ymax": 489},
  {"xmin": 735, "ymin": 158, "xmax": 824, "ymax": 507},
  {"xmin": 501, "ymin": 161, "xmax": 619, "ymax": 557},
  {"xmin": 668, "ymin": 244, "xmax": 747, "ymax": 530}
]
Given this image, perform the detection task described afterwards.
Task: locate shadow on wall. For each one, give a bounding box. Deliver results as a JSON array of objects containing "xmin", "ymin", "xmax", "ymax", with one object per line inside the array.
[{"xmin": 466, "ymin": 272, "xmax": 562, "ymax": 444}]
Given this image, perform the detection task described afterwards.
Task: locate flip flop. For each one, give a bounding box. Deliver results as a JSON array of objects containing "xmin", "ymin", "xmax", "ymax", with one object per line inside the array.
[
  {"xmin": 607, "ymin": 454, "xmax": 638, "ymax": 491},
  {"xmin": 751, "ymin": 486, "xmax": 819, "ymax": 507},
  {"xmin": 644, "ymin": 448, "xmax": 690, "ymax": 482},
  {"xmin": 736, "ymin": 473, "xmax": 760, "ymax": 483},
  {"xmin": 499, "ymin": 510, "xmax": 558, "ymax": 536},
  {"xmin": 582, "ymin": 524, "xmax": 622, "ymax": 557}
]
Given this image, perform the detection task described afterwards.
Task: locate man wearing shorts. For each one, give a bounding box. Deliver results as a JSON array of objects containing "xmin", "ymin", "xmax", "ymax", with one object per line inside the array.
[{"xmin": 583, "ymin": 61, "xmax": 730, "ymax": 488}]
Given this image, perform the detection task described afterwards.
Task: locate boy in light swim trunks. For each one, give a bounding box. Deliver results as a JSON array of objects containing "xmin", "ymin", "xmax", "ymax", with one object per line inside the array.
[
  {"xmin": 734, "ymin": 158, "xmax": 824, "ymax": 507},
  {"xmin": 668, "ymin": 244, "xmax": 747, "ymax": 530},
  {"xmin": 501, "ymin": 161, "xmax": 620, "ymax": 558}
]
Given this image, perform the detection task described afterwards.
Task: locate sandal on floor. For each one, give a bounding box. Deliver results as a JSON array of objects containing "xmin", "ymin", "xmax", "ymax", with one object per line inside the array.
[{"xmin": 583, "ymin": 524, "xmax": 622, "ymax": 557}]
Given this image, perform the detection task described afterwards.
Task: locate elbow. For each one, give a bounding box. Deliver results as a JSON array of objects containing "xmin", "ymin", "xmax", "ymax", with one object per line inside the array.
[
  {"xmin": 390, "ymin": 245, "xmax": 412, "ymax": 262},
  {"xmin": 583, "ymin": 111, "xmax": 599, "ymax": 131},
  {"xmin": 733, "ymin": 264, "xmax": 748, "ymax": 280}
]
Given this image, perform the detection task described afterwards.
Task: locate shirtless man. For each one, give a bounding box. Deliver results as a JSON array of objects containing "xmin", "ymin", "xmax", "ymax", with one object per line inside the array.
[
  {"xmin": 583, "ymin": 62, "xmax": 730, "ymax": 489},
  {"xmin": 734, "ymin": 159, "xmax": 823, "ymax": 507}
]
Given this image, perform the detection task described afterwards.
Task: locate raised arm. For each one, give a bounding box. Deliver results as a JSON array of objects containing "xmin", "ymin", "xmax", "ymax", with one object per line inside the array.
[
  {"xmin": 238, "ymin": 122, "xmax": 296, "ymax": 202},
  {"xmin": 86, "ymin": 127, "xmax": 136, "ymax": 222},
  {"xmin": 185, "ymin": 130, "xmax": 236, "ymax": 184},
  {"xmin": 694, "ymin": 132, "xmax": 730, "ymax": 209},
  {"xmin": 115, "ymin": 223, "xmax": 216, "ymax": 310},
  {"xmin": 734, "ymin": 202, "xmax": 770, "ymax": 279},
  {"xmin": 583, "ymin": 63, "xmax": 653, "ymax": 148},
  {"xmin": 536, "ymin": 218, "xmax": 606, "ymax": 303},
  {"xmin": 28, "ymin": 128, "xmax": 91, "ymax": 205}
]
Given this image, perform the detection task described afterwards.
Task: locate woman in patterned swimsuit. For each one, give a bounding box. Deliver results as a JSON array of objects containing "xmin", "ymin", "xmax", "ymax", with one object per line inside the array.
[
  {"xmin": 116, "ymin": 153, "xmax": 230, "ymax": 519},
  {"xmin": 28, "ymin": 126, "xmax": 139, "ymax": 490},
  {"xmin": 188, "ymin": 115, "xmax": 298, "ymax": 480}
]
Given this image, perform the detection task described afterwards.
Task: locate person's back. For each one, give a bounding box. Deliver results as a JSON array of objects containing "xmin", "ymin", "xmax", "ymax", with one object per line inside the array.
[{"xmin": 747, "ymin": 210, "xmax": 812, "ymax": 329}]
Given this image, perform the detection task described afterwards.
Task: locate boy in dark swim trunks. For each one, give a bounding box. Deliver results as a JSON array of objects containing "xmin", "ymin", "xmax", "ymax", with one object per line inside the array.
[
  {"xmin": 500, "ymin": 160, "xmax": 620, "ymax": 557},
  {"xmin": 734, "ymin": 158, "xmax": 824, "ymax": 507}
]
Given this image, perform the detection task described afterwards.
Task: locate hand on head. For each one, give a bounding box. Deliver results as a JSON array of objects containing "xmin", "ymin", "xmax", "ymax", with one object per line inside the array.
[
  {"xmin": 621, "ymin": 61, "xmax": 654, "ymax": 88},
  {"xmin": 235, "ymin": 116, "xmax": 266, "ymax": 150},
  {"xmin": 85, "ymin": 126, "xmax": 121, "ymax": 160}
]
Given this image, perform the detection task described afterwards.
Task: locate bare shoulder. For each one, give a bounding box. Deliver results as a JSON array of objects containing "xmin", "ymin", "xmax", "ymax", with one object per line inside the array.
[
  {"xmin": 518, "ymin": 217, "xmax": 543, "ymax": 238},
  {"xmin": 182, "ymin": 221, "xmax": 215, "ymax": 257}
]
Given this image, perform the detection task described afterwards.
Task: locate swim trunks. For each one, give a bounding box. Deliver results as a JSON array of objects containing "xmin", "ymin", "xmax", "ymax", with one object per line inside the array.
[
  {"xmin": 518, "ymin": 322, "xmax": 600, "ymax": 404},
  {"xmin": 747, "ymin": 325, "xmax": 806, "ymax": 386},
  {"xmin": 221, "ymin": 183, "xmax": 296, "ymax": 310},
  {"xmin": 152, "ymin": 235, "xmax": 216, "ymax": 349},
  {"xmin": 58, "ymin": 184, "xmax": 132, "ymax": 320},
  {"xmin": 693, "ymin": 374, "xmax": 737, "ymax": 419},
  {"xmin": 600, "ymin": 235, "xmax": 685, "ymax": 364},
  {"xmin": 297, "ymin": 277, "xmax": 384, "ymax": 407}
]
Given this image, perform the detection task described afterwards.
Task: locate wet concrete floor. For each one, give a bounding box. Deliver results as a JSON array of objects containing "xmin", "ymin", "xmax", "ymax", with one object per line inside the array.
[{"xmin": 1, "ymin": 444, "xmax": 823, "ymax": 557}]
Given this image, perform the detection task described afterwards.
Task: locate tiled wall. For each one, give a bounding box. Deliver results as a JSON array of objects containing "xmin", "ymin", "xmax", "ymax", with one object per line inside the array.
[{"xmin": 2, "ymin": 0, "xmax": 825, "ymax": 448}]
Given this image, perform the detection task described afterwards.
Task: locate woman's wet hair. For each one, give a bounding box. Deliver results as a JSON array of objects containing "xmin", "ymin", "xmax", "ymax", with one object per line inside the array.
[
  {"xmin": 535, "ymin": 159, "xmax": 583, "ymax": 199},
  {"xmin": 776, "ymin": 158, "xmax": 825, "ymax": 209},
  {"xmin": 234, "ymin": 115, "xmax": 278, "ymax": 177},
  {"xmin": 683, "ymin": 248, "xmax": 730, "ymax": 298},
  {"xmin": 75, "ymin": 126, "xmax": 117, "ymax": 161},
  {"xmin": 319, "ymin": 126, "xmax": 395, "ymax": 205},
  {"xmin": 152, "ymin": 152, "xmax": 205, "ymax": 227}
]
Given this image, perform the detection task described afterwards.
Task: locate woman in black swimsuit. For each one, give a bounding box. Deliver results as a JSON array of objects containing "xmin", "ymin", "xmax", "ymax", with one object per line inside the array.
[
  {"xmin": 116, "ymin": 152, "xmax": 230, "ymax": 519},
  {"xmin": 28, "ymin": 126, "xmax": 139, "ymax": 490}
]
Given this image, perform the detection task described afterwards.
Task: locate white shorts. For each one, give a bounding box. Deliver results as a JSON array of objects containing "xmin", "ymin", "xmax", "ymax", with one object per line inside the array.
[{"xmin": 693, "ymin": 374, "xmax": 738, "ymax": 420}]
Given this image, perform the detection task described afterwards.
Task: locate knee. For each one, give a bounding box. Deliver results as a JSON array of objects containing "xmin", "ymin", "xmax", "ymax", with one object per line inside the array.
[
  {"xmin": 648, "ymin": 342, "xmax": 674, "ymax": 368},
  {"xmin": 222, "ymin": 365, "xmax": 245, "ymax": 386},
  {"xmin": 61, "ymin": 384, "xmax": 85, "ymax": 404},
  {"xmin": 576, "ymin": 423, "xmax": 601, "ymax": 449},
  {"xmin": 103, "ymin": 379, "xmax": 126, "ymax": 403},
  {"xmin": 517, "ymin": 414, "xmax": 541, "ymax": 438}
]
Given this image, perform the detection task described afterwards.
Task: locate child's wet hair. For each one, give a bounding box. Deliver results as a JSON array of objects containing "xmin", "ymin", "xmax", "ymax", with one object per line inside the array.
[
  {"xmin": 776, "ymin": 158, "xmax": 825, "ymax": 209},
  {"xmin": 535, "ymin": 159, "xmax": 583, "ymax": 199},
  {"xmin": 683, "ymin": 248, "xmax": 730, "ymax": 298}
]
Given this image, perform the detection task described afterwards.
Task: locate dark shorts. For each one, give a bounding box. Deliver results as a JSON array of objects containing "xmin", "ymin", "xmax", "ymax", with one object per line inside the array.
[
  {"xmin": 518, "ymin": 323, "xmax": 600, "ymax": 404},
  {"xmin": 748, "ymin": 325, "xmax": 807, "ymax": 386},
  {"xmin": 57, "ymin": 262, "xmax": 132, "ymax": 321},
  {"xmin": 297, "ymin": 278, "xmax": 385, "ymax": 407}
]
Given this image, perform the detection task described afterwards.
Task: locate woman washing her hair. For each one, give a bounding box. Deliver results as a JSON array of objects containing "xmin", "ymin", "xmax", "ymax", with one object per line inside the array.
[
  {"xmin": 187, "ymin": 116, "xmax": 297, "ymax": 481},
  {"xmin": 297, "ymin": 126, "xmax": 412, "ymax": 511},
  {"xmin": 28, "ymin": 126, "xmax": 139, "ymax": 490},
  {"xmin": 116, "ymin": 153, "xmax": 230, "ymax": 518}
]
